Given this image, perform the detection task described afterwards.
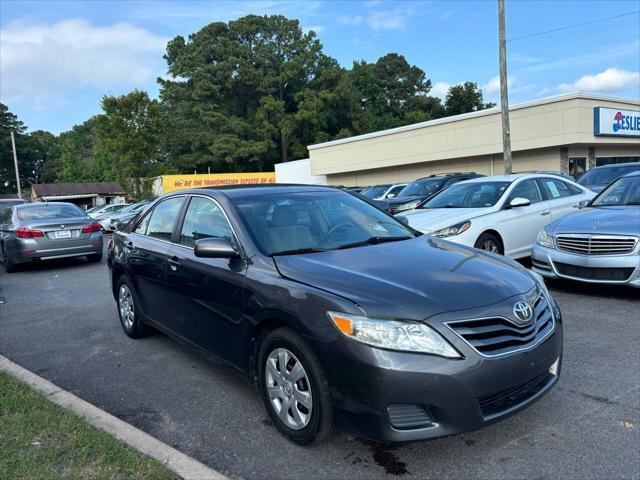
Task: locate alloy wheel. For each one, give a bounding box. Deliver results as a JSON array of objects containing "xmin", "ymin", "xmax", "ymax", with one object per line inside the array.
[
  {"xmin": 265, "ymin": 348, "xmax": 313, "ymax": 430},
  {"xmin": 118, "ymin": 284, "xmax": 135, "ymax": 329},
  {"xmin": 481, "ymin": 239, "xmax": 499, "ymax": 253}
]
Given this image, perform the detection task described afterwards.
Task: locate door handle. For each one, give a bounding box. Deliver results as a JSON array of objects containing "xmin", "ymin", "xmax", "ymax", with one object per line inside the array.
[
  {"xmin": 168, "ymin": 256, "xmax": 180, "ymax": 271},
  {"xmin": 540, "ymin": 210, "xmax": 551, "ymax": 216}
]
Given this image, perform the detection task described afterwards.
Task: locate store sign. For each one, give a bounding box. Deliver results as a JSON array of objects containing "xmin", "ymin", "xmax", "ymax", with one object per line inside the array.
[
  {"xmin": 161, "ymin": 172, "xmax": 275, "ymax": 193},
  {"xmin": 594, "ymin": 107, "xmax": 640, "ymax": 137}
]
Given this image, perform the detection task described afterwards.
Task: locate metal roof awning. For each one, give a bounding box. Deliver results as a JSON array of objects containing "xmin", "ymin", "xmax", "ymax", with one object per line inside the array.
[{"xmin": 41, "ymin": 194, "xmax": 99, "ymax": 201}]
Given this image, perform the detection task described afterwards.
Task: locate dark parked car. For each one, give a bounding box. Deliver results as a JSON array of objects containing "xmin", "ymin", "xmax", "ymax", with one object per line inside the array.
[
  {"xmin": 577, "ymin": 162, "xmax": 640, "ymax": 193},
  {"xmin": 108, "ymin": 185, "xmax": 562, "ymax": 444},
  {"xmin": 384, "ymin": 172, "xmax": 484, "ymax": 214},
  {"xmin": 0, "ymin": 202, "xmax": 103, "ymax": 272}
]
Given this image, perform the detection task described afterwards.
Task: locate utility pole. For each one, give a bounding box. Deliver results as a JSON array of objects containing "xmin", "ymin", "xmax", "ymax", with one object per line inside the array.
[
  {"xmin": 10, "ymin": 131, "xmax": 22, "ymax": 199},
  {"xmin": 498, "ymin": 0, "xmax": 512, "ymax": 174}
]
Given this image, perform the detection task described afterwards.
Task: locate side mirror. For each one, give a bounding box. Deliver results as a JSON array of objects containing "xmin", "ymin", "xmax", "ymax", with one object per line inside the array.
[
  {"xmin": 572, "ymin": 200, "xmax": 589, "ymax": 209},
  {"xmin": 386, "ymin": 193, "xmax": 396, "ymax": 198},
  {"xmin": 397, "ymin": 215, "xmax": 410, "ymax": 226},
  {"xmin": 509, "ymin": 197, "xmax": 531, "ymax": 208},
  {"xmin": 194, "ymin": 237, "xmax": 239, "ymax": 259}
]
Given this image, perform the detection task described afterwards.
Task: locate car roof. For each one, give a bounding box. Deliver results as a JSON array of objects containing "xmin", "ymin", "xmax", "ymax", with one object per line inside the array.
[
  {"xmin": 173, "ymin": 184, "xmax": 341, "ymax": 199},
  {"xmin": 623, "ymin": 170, "xmax": 640, "ymax": 178},
  {"xmin": 15, "ymin": 201, "xmax": 76, "ymax": 209}
]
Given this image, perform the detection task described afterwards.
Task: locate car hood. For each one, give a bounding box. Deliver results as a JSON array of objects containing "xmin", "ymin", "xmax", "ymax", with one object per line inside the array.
[
  {"xmin": 399, "ymin": 207, "xmax": 490, "ymax": 233},
  {"xmin": 547, "ymin": 206, "xmax": 640, "ymax": 236},
  {"xmin": 273, "ymin": 236, "xmax": 535, "ymax": 321}
]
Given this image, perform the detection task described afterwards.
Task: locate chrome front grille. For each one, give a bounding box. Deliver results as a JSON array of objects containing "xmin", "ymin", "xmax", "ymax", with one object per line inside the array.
[
  {"xmin": 445, "ymin": 294, "xmax": 554, "ymax": 358},
  {"xmin": 555, "ymin": 234, "xmax": 638, "ymax": 255}
]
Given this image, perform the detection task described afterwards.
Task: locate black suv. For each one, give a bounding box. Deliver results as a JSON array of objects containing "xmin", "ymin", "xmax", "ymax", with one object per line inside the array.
[
  {"xmin": 384, "ymin": 172, "xmax": 484, "ymax": 214},
  {"xmin": 578, "ymin": 162, "xmax": 640, "ymax": 193}
]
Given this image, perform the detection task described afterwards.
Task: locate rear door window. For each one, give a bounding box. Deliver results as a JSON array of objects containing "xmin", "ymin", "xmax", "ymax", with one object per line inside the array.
[
  {"xmin": 539, "ymin": 179, "xmax": 573, "ymax": 199},
  {"xmin": 140, "ymin": 197, "xmax": 184, "ymax": 241}
]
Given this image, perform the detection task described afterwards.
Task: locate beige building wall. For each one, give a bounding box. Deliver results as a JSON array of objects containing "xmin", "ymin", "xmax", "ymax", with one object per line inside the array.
[{"xmin": 310, "ymin": 93, "xmax": 640, "ymax": 185}]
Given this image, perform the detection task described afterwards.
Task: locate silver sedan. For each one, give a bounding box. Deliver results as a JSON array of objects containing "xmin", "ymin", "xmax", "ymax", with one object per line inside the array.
[
  {"xmin": 0, "ymin": 202, "xmax": 103, "ymax": 273},
  {"xmin": 532, "ymin": 171, "xmax": 640, "ymax": 288}
]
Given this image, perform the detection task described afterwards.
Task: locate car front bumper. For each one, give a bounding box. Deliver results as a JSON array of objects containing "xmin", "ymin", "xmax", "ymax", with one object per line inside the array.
[
  {"xmin": 6, "ymin": 234, "xmax": 103, "ymax": 264},
  {"xmin": 532, "ymin": 244, "xmax": 640, "ymax": 288},
  {"xmin": 316, "ymin": 312, "xmax": 563, "ymax": 442}
]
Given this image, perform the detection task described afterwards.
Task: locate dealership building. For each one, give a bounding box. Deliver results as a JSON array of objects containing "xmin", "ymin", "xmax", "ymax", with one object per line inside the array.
[{"xmin": 306, "ymin": 92, "xmax": 640, "ymax": 185}]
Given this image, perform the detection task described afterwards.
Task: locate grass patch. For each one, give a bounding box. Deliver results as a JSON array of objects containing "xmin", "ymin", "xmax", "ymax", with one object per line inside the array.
[{"xmin": 0, "ymin": 371, "xmax": 178, "ymax": 480}]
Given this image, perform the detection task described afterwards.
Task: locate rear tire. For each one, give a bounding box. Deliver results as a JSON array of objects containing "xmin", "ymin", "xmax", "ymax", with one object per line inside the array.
[
  {"xmin": 474, "ymin": 232, "xmax": 503, "ymax": 255},
  {"xmin": 116, "ymin": 275, "xmax": 149, "ymax": 338},
  {"xmin": 87, "ymin": 253, "xmax": 103, "ymax": 263},
  {"xmin": 258, "ymin": 327, "xmax": 332, "ymax": 445},
  {"xmin": 2, "ymin": 247, "xmax": 18, "ymax": 273}
]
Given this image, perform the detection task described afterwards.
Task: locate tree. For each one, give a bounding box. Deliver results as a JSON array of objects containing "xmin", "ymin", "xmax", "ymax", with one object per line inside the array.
[
  {"xmin": 348, "ymin": 54, "xmax": 444, "ymax": 132},
  {"xmin": 159, "ymin": 15, "xmax": 350, "ymax": 172},
  {"xmin": 444, "ymin": 82, "xmax": 496, "ymax": 116},
  {"xmin": 96, "ymin": 90, "xmax": 161, "ymax": 197},
  {"xmin": 0, "ymin": 103, "xmax": 46, "ymax": 194}
]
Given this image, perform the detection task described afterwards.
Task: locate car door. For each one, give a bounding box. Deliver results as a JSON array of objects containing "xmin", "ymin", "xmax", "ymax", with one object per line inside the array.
[
  {"xmin": 125, "ymin": 196, "xmax": 185, "ymax": 323},
  {"xmin": 164, "ymin": 195, "xmax": 248, "ymax": 366},
  {"xmin": 497, "ymin": 179, "xmax": 550, "ymax": 257},
  {"xmin": 537, "ymin": 177, "xmax": 587, "ymax": 222}
]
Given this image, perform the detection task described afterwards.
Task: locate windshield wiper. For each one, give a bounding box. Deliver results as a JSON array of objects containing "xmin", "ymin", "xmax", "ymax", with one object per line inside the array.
[
  {"xmin": 337, "ymin": 235, "xmax": 412, "ymax": 250},
  {"xmin": 270, "ymin": 247, "xmax": 329, "ymax": 256}
]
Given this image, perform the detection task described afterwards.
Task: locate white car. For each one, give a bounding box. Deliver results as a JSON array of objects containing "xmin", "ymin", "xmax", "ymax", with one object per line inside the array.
[
  {"xmin": 360, "ymin": 183, "xmax": 408, "ymax": 200},
  {"xmin": 88, "ymin": 203, "xmax": 129, "ymax": 218},
  {"xmin": 398, "ymin": 174, "xmax": 596, "ymax": 259}
]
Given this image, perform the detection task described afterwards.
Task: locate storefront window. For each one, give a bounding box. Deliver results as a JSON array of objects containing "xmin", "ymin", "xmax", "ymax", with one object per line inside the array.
[
  {"xmin": 568, "ymin": 157, "xmax": 587, "ymax": 179},
  {"xmin": 595, "ymin": 156, "xmax": 640, "ymax": 167}
]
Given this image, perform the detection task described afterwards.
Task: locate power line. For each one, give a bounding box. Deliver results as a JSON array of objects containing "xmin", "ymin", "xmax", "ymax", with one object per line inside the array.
[{"xmin": 508, "ymin": 10, "xmax": 639, "ymax": 42}]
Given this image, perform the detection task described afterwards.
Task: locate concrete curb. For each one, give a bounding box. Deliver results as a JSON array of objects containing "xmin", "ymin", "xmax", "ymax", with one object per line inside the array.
[{"xmin": 0, "ymin": 355, "xmax": 227, "ymax": 480}]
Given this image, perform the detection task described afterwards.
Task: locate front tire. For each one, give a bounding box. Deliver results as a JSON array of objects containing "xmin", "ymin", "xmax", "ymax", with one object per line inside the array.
[
  {"xmin": 258, "ymin": 327, "xmax": 332, "ymax": 445},
  {"xmin": 2, "ymin": 247, "xmax": 18, "ymax": 273},
  {"xmin": 475, "ymin": 232, "xmax": 503, "ymax": 254},
  {"xmin": 116, "ymin": 275, "xmax": 149, "ymax": 338}
]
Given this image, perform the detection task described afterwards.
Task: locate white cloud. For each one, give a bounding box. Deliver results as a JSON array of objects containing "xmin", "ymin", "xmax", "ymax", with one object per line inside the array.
[
  {"xmin": 0, "ymin": 19, "xmax": 167, "ymax": 107},
  {"xmin": 555, "ymin": 68, "xmax": 640, "ymax": 93},
  {"xmin": 368, "ymin": 11, "xmax": 406, "ymax": 31},
  {"xmin": 483, "ymin": 75, "xmax": 516, "ymax": 94},
  {"xmin": 431, "ymin": 82, "xmax": 451, "ymax": 100},
  {"xmin": 337, "ymin": 15, "xmax": 364, "ymax": 26}
]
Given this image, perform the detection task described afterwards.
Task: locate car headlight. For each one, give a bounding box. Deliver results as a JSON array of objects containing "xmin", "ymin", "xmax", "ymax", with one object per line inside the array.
[
  {"xmin": 530, "ymin": 269, "xmax": 551, "ymax": 301},
  {"xmin": 395, "ymin": 200, "xmax": 421, "ymax": 212},
  {"xmin": 429, "ymin": 221, "xmax": 471, "ymax": 238},
  {"xmin": 536, "ymin": 230, "xmax": 554, "ymax": 248},
  {"xmin": 327, "ymin": 311, "xmax": 460, "ymax": 358}
]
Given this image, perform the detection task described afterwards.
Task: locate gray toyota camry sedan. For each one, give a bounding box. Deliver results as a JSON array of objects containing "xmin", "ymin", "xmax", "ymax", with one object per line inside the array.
[
  {"xmin": 533, "ymin": 170, "xmax": 640, "ymax": 287},
  {"xmin": 108, "ymin": 185, "xmax": 563, "ymax": 444},
  {"xmin": 0, "ymin": 202, "xmax": 103, "ymax": 272}
]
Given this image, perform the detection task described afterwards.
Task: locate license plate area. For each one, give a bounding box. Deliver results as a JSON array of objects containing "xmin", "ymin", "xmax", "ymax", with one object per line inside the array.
[{"xmin": 54, "ymin": 230, "xmax": 72, "ymax": 239}]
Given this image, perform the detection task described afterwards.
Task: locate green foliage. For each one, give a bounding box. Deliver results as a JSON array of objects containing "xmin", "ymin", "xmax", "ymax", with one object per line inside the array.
[{"xmin": 445, "ymin": 81, "xmax": 496, "ymax": 116}]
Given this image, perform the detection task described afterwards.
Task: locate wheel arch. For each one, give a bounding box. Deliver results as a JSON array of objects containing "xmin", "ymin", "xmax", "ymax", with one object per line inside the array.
[{"xmin": 477, "ymin": 229, "xmax": 505, "ymax": 253}]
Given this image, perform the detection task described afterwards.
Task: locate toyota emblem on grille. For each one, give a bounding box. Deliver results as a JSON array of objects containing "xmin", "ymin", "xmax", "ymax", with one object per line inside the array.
[{"xmin": 513, "ymin": 301, "xmax": 533, "ymax": 324}]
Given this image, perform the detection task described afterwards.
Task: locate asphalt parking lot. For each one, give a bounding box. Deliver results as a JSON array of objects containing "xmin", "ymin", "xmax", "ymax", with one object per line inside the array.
[{"xmin": 1, "ymin": 246, "xmax": 639, "ymax": 479}]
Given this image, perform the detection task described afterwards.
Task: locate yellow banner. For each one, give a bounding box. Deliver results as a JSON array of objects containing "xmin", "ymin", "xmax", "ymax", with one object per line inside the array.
[{"xmin": 161, "ymin": 172, "xmax": 275, "ymax": 193}]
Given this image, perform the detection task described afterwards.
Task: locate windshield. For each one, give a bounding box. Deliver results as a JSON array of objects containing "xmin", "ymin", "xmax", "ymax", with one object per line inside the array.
[
  {"xmin": 17, "ymin": 204, "xmax": 85, "ymax": 220},
  {"xmin": 398, "ymin": 179, "xmax": 444, "ymax": 198},
  {"xmin": 578, "ymin": 165, "xmax": 640, "ymax": 187},
  {"xmin": 591, "ymin": 176, "xmax": 640, "ymax": 207},
  {"xmin": 360, "ymin": 185, "xmax": 390, "ymax": 199},
  {"xmin": 232, "ymin": 190, "xmax": 415, "ymax": 255},
  {"xmin": 422, "ymin": 181, "xmax": 511, "ymax": 208}
]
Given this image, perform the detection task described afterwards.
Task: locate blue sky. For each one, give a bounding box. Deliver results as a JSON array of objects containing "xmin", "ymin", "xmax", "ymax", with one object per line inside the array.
[{"xmin": 1, "ymin": 0, "xmax": 639, "ymax": 134}]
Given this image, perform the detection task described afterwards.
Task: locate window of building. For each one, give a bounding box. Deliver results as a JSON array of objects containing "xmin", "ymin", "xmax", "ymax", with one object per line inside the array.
[
  {"xmin": 568, "ymin": 157, "xmax": 587, "ymax": 179},
  {"xmin": 595, "ymin": 156, "xmax": 640, "ymax": 167}
]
